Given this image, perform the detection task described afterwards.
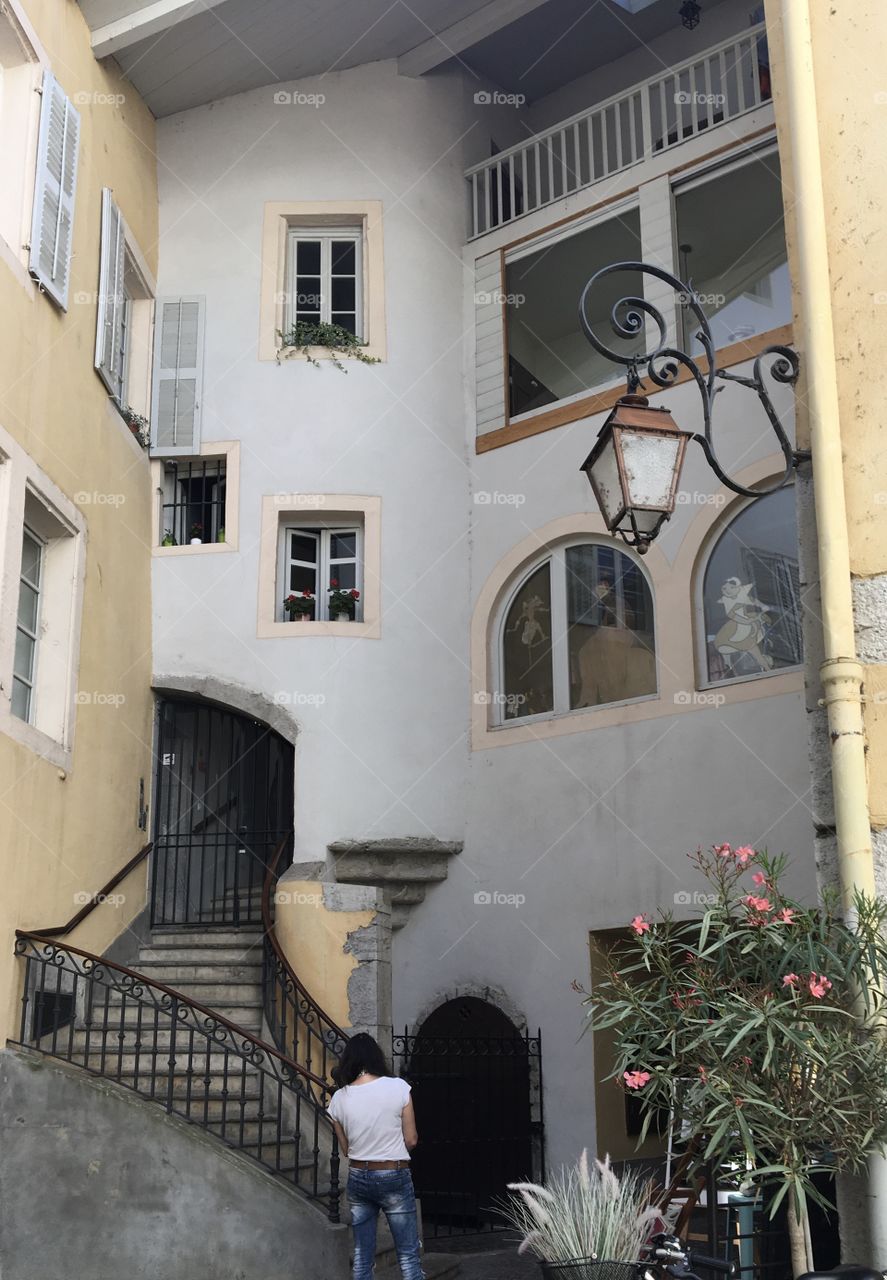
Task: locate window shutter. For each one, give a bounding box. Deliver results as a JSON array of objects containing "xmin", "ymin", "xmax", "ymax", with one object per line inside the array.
[
  {"xmin": 29, "ymin": 71, "xmax": 80, "ymax": 311},
  {"xmin": 150, "ymin": 297, "xmax": 205, "ymax": 454},
  {"xmin": 94, "ymin": 189, "xmax": 126, "ymax": 399}
]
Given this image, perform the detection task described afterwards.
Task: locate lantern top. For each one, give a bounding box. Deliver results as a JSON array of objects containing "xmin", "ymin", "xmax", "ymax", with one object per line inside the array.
[{"xmin": 604, "ymin": 394, "xmax": 686, "ymax": 435}]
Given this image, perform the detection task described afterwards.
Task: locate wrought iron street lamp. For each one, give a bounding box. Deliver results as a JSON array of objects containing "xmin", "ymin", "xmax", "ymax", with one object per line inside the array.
[{"xmin": 578, "ymin": 261, "xmax": 806, "ymax": 553}]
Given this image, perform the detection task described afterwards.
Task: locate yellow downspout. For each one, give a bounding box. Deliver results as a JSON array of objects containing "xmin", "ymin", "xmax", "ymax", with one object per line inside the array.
[{"xmin": 778, "ymin": 0, "xmax": 883, "ymax": 1262}]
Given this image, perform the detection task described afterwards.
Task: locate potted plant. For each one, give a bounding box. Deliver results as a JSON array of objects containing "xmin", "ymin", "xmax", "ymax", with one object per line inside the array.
[
  {"xmin": 283, "ymin": 591, "xmax": 314, "ymax": 621},
  {"xmin": 189, "ymin": 522, "xmax": 204, "ymax": 545},
  {"xmin": 121, "ymin": 405, "xmax": 150, "ymax": 447},
  {"xmin": 498, "ymin": 1151, "xmax": 667, "ymax": 1279},
  {"xmin": 161, "ymin": 529, "xmax": 177, "ymax": 547},
  {"xmin": 328, "ymin": 581, "xmax": 360, "ymax": 622},
  {"xmin": 216, "ymin": 527, "xmax": 226, "ymax": 543},
  {"xmin": 276, "ymin": 320, "xmax": 381, "ymax": 370},
  {"xmin": 582, "ymin": 843, "xmax": 887, "ymax": 1277}
]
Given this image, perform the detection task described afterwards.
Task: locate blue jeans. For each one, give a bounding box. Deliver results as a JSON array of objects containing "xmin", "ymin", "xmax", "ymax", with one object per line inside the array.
[{"xmin": 347, "ymin": 1168, "xmax": 425, "ymax": 1280}]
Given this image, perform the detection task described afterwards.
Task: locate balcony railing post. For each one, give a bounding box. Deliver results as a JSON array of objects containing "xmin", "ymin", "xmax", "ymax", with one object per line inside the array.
[
  {"xmin": 166, "ymin": 996, "xmax": 178, "ymax": 1114},
  {"xmin": 329, "ymin": 1128, "xmax": 341, "ymax": 1223}
]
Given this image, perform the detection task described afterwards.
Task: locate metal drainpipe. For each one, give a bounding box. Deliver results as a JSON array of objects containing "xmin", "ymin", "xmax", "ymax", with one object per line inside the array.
[{"xmin": 777, "ymin": 0, "xmax": 884, "ymax": 1262}]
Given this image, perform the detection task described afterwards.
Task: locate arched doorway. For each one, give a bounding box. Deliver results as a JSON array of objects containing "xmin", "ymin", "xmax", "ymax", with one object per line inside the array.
[
  {"xmin": 150, "ymin": 697, "xmax": 294, "ymax": 926},
  {"xmin": 394, "ymin": 997, "xmax": 543, "ymax": 1239}
]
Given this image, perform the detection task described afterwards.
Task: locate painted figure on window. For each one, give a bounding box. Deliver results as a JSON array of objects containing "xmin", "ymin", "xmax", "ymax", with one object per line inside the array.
[
  {"xmin": 714, "ymin": 576, "xmax": 773, "ymax": 673},
  {"xmin": 508, "ymin": 592, "xmax": 550, "ymax": 659}
]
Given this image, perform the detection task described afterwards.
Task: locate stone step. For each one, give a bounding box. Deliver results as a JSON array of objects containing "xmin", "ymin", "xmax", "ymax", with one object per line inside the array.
[
  {"xmin": 68, "ymin": 1025, "xmax": 262, "ymax": 1052},
  {"xmin": 137, "ymin": 945, "xmax": 265, "ymax": 965},
  {"xmin": 77, "ymin": 1049, "xmax": 264, "ymax": 1077},
  {"xmin": 149, "ymin": 928, "xmax": 264, "ymax": 948},
  {"xmin": 105, "ymin": 980, "xmax": 262, "ymax": 1006},
  {"xmin": 88, "ymin": 1004, "xmax": 264, "ymax": 1032},
  {"xmin": 133, "ymin": 961, "xmax": 263, "ymax": 983}
]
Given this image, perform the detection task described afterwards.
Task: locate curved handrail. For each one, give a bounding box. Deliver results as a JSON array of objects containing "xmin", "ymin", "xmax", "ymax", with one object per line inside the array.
[
  {"xmin": 261, "ymin": 833, "xmax": 349, "ymax": 1058},
  {"xmin": 16, "ymin": 929, "xmax": 332, "ymax": 1095},
  {"xmin": 35, "ymin": 842, "xmax": 153, "ymax": 938}
]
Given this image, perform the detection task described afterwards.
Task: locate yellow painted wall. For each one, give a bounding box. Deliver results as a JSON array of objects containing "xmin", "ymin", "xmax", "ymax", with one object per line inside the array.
[
  {"xmin": 765, "ymin": 0, "xmax": 887, "ymax": 831},
  {"xmin": 0, "ymin": 0, "xmax": 157, "ymax": 1041}
]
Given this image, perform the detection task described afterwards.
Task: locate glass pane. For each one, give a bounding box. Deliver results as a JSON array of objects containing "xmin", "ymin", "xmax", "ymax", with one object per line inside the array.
[
  {"xmin": 566, "ymin": 545, "xmax": 656, "ymax": 709},
  {"xmin": 17, "ymin": 581, "xmax": 38, "ymax": 632},
  {"xmin": 331, "ymin": 278, "xmax": 355, "ymax": 312},
  {"xmin": 330, "ymin": 532, "xmax": 356, "ymax": 559},
  {"xmin": 20, "ymin": 531, "xmax": 42, "ymax": 586},
  {"xmin": 505, "ymin": 209, "xmax": 642, "ymax": 416},
  {"xmin": 331, "ymin": 313, "xmax": 357, "ymax": 334},
  {"xmin": 289, "ymin": 564, "xmax": 316, "ymax": 594},
  {"xmin": 329, "ymin": 563, "xmax": 356, "ymax": 591},
  {"xmin": 331, "ymin": 241, "xmax": 356, "ymax": 274},
  {"xmin": 702, "ymin": 488, "xmax": 802, "ymax": 683},
  {"xmin": 675, "ymin": 157, "xmax": 791, "ymax": 351},
  {"xmin": 14, "ymin": 628, "xmax": 35, "ymax": 683},
  {"xmin": 295, "ymin": 277, "xmax": 323, "ymax": 312},
  {"xmin": 296, "ymin": 240, "xmax": 321, "ymax": 274},
  {"xmin": 289, "ymin": 532, "xmax": 318, "ymax": 564},
  {"xmin": 11, "ymin": 676, "xmax": 31, "ymax": 722},
  {"xmin": 502, "ymin": 563, "xmax": 554, "ymax": 719}
]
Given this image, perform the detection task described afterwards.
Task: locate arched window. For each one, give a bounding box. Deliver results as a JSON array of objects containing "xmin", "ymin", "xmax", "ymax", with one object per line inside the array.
[
  {"xmin": 700, "ymin": 487, "xmax": 803, "ymax": 686},
  {"xmin": 498, "ymin": 541, "xmax": 656, "ymax": 722}
]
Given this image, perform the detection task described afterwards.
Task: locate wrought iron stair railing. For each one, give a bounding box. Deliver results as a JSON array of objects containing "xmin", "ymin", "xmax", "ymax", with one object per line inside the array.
[
  {"xmin": 13, "ymin": 932, "xmax": 342, "ymax": 1221},
  {"xmin": 261, "ymin": 834, "xmax": 349, "ymax": 1093}
]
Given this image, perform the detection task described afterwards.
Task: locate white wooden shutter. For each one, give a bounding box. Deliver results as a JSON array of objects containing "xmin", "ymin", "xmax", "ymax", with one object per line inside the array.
[
  {"xmin": 94, "ymin": 189, "xmax": 126, "ymax": 399},
  {"xmin": 475, "ymin": 252, "xmax": 507, "ymax": 434},
  {"xmin": 150, "ymin": 297, "xmax": 205, "ymax": 454},
  {"xmin": 29, "ymin": 71, "xmax": 80, "ymax": 311}
]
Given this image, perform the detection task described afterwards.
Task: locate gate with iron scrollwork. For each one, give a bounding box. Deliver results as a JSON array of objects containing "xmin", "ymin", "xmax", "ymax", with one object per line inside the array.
[{"xmin": 392, "ymin": 997, "xmax": 544, "ymax": 1239}]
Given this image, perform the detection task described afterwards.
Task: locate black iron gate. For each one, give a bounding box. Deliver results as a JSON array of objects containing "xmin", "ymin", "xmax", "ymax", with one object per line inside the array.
[
  {"xmin": 393, "ymin": 998, "xmax": 544, "ymax": 1239},
  {"xmin": 151, "ymin": 698, "xmax": 293, "ymax": 927}
]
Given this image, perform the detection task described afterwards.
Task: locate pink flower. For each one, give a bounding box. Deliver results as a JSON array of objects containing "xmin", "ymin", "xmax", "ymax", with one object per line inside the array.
[
  {"xmin": 752, "ymin": 871, "xmax": 769, "ymax": 887},
  {"xmin": 783, "ymin": 973, "xmax": 799, "ymax": 987},
  {"xmin": 776, "ymin": 907, "xmax": 795, "ymax": 924},
  {"xmin": 744, "ymin": 895, "xmax": 772, "ymax": 913},
  {"xmin": 697, "ymin": 1065, "xmax": 708, "ymax": 1082},
  {"xmin": 808, "ymin": 974, "xmax": 833, "ymax": 1000},
  {"xmin": 624, "ymin": 1070, "xmax": 651, "ymax": 1090},
  {"xmin": 734, "ymin": 845, "xmax": 756, "ymax": 866},
  {"xmin": 714, "ymin": 843, "xmax": 732, "ymax": 858},
  {"xmin": 630, "ymin": 914, "xmax": 651, "ymax": 935}
]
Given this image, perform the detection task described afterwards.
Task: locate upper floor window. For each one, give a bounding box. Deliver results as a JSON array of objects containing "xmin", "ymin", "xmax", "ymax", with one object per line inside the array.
[
  {"xmin": 498, "ymin": 540, "xmax": 656, "ymax": 723},
  {"xmin": 159, "ymin": 456, "xmax": 227, "ymax": 546},
  {"xmin": 674, "ymin": 152, "xmax": 790, "ymax": 352},
  {"xmin": 285, "ymin": 228, "xmax": 362, "ymax": 338},
  {"xmin": 504, "ymin": 208, "xmax": 642, "ymax": 419},
  {"xmin": 12, "ymin": 525, "xmax": 43, "ymax": 723},
  {"xmin": 699, "ymin": 487, "xmax": 802, "ymax": 686},
  {"xmin": 95, "ymin": 190, "xmax": 155, "ymax": 430},
  {"xmin": 278, "ymin": 525, "xmax": 362, "ymax": 622}
]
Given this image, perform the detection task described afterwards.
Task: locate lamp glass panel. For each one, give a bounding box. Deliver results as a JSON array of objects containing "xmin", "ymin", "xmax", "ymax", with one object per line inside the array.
[
  {"xmin": 587, "ymin": 433, "xmax": 625, "ymax": 527},
  {"xmin": 619, "ymin": 429, "xmax": 681, "ymax": 510}
]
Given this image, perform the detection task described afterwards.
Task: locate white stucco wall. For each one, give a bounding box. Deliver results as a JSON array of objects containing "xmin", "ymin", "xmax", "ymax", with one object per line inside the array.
[{"xmin": 153, "ymin": 54, "xmax": 813, "ymax": 1174}]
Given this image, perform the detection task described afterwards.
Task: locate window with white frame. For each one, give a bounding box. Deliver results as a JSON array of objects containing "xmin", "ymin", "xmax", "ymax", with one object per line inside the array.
[
  {"xmin": 497, "ymin": 540, "xmax": 656, "ymax": 723},
  {"xmin": 699, "ymin": 487, "xmax": 802, "ymax": 686},
  {"xmin": 278, "ymin": 525, "xmax": 362, "ymax": 622},
  {"xmin": 158, "ymin": 456, "xmax": 227, "ymax": 546},
  {"xmin": 12, "ymin": 525, "xmax": 43, "ymax": 723},
  {"xmin": 0, "ymin": 6, "xmax": 43, "ymax": 269},
  {"xmin": 95, "ymin": 189, "xmax": 155, "ymax": 427},
  {"xmin": 504, "ymin": 207, "xmax": 642, "ymax": 418},
  {"xmin": 284, "ymin": 228, "xmax": 362, "ymax": 338}
]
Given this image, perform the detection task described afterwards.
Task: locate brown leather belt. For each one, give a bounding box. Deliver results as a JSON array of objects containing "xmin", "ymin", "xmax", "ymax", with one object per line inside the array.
[{"xmin": 349, "ymin": 1159, "xmax": 410, "ymax": 1170}]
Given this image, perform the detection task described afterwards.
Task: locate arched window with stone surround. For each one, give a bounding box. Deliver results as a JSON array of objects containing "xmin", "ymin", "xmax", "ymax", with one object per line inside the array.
[
  {"xmin": 698, "ymin": 487, "xmax": 803, "ymax": 686},
  {"xmin": 497, "ymin": 540, "xmax": 657, "ymax": 724}
]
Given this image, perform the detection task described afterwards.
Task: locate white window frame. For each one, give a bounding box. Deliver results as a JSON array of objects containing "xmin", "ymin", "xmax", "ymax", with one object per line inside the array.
[
  {"xmin": 694, "ymin": 487, "xmax": 803, "ymax": 692},
  {"xmin": 284, "ymin": 227, "xmax": 363, "ymax": 337},
  {"xmin": 12, "ymin": 523, "xmax": 44, "ymax": 724},
  {"xmin": 277, "ymin": 524, "xmax": 363, "ymax": 622},
  {"xmin": 493, "ymin": 538, "xmax": 658, "ymax": 727},
  {"xmin": 95, "ymin": 189, "xmax": 155, "ymax": 421},
  {"xmin": 151, "ymin": 441, "xmax": 239, "ymax": 556},
  {"xmin": 0, "ymin": 1, "xmax": 46, "ymax": 288}
]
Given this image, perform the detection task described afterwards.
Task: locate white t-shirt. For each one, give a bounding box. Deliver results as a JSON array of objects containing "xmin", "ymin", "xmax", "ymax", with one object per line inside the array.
[{"xmin": 327, "ymin": 1076, "xmax": 412, "ymax": 1161}]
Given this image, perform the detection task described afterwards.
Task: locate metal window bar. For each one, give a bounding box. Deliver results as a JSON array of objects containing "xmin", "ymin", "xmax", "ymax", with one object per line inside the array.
[{"xmin": 159, "ymin": 456, "xmax": 226, "ymax": 547}]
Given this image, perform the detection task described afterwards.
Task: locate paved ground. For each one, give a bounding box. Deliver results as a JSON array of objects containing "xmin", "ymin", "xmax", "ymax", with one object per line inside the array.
[{"xmin": 428, "ymin": 1246, "xmax": 539, "ymax": 1279}]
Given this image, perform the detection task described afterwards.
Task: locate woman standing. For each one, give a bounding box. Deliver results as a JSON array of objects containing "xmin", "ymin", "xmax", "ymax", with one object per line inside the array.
[{"xmin": 328, "ymin": 1032, "xmax": 425, "ymax": 1280}]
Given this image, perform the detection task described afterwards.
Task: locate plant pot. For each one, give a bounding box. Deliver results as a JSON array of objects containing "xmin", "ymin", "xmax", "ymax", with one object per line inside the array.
[
  {"xmin": 287, "ymin": 613, "xmax": 310, "ymax": 622},
  {"xmin": 190, "ymin": 537, "xmax": 203, "ymax": 545},
  {"xmin": 335, "ymin": 611, "xmax": 352, "ymax": 623},
  {"xmin": 539, "ymin": 1261, "xmax": 639, "ymax": 1280}
]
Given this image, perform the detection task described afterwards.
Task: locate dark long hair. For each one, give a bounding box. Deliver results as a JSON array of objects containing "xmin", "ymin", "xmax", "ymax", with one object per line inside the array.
[{"xmin": 332, "ymin": 1032, "xmax": 393, "ymax": 1087}]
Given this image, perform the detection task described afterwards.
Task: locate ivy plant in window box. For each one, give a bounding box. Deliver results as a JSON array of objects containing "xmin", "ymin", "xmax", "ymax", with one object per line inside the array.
[
  {"xmin": 121, "ymin": 406, "xmax": 150, "ymax": 448},
  {"xmin": 276, "ymin": 321, "xmax": 380, "ymax": 371}
]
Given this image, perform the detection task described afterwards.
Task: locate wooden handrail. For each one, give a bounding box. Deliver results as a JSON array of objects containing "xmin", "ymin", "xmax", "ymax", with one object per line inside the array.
[
  {"xmin": 261, "ymin": 832, "xmax": 349, "ymax": 1045},
  {"xmin": 34, "ymin": 842, "xmax": 153, "ymax": 939},
  {"xmin": 15, "ymin": 929, "xmax": 333, "ymax": 1096}
]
